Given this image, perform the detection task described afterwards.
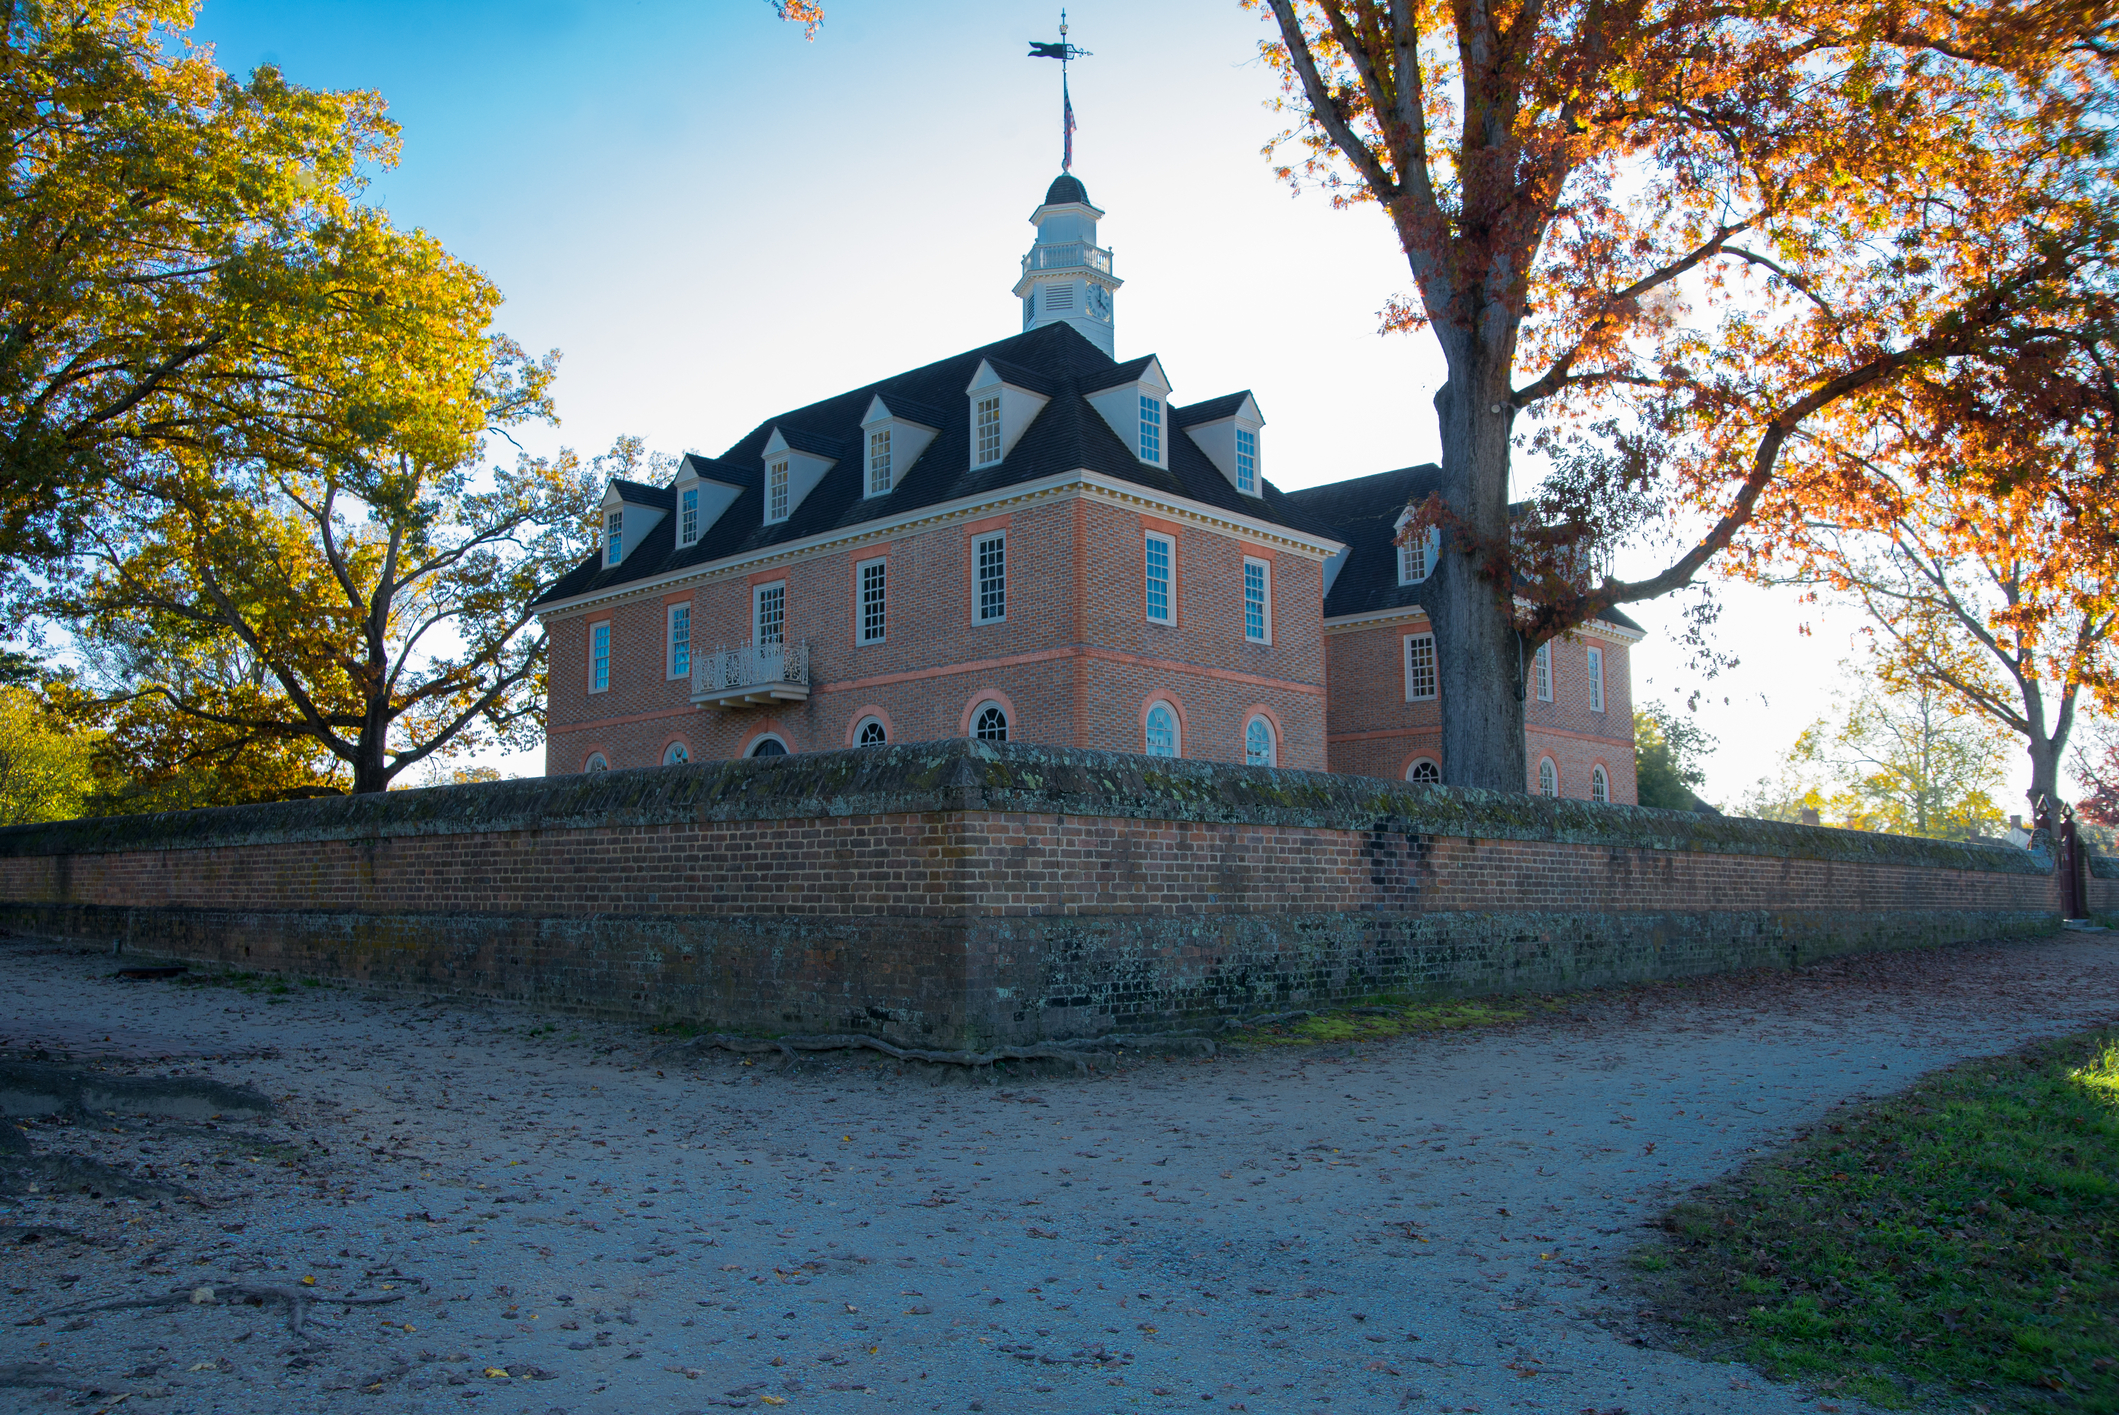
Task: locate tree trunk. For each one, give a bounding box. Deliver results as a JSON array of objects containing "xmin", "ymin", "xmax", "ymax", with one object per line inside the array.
[
  {"xmin": 1431, "ymin": 366, "xmax": 1528, "ymax": 793},
  {"xmin": 351, "ymin": 716, "xmax": 392, "ymax": 794}
]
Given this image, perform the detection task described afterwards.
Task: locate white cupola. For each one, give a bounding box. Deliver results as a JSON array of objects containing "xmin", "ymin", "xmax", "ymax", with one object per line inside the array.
[{"xmin": 1012, "ymin": 172, "xmax": 1121, "ymax": 355}]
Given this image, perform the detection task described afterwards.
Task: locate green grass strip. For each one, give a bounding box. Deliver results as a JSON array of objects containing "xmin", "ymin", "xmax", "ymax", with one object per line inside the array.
[{"xmin": 1640, "ymin": 1026, "xmax": 2119, "ymax": 1411}]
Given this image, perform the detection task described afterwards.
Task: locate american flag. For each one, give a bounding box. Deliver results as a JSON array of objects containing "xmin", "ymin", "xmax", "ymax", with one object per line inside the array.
[{"xmin": 1063, "ymin": 76, "xmax": 1076, "ymax": 171}]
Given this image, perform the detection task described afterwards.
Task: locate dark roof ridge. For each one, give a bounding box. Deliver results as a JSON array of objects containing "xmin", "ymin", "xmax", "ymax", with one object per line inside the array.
[
  {"xmin": 1172, "ymin": 391, "xmax": 1255, "ymax": 427},
  {"xmin": 610, "ymin": 478, "xmax": 674, "ymax": 508},
  {"xmin": 1082, "ymin": 354, "xmax": 1160, "ymax": 394},
  {"xmin": 869, "ymin": 393, "xmax": 949, "ymax": 428}
]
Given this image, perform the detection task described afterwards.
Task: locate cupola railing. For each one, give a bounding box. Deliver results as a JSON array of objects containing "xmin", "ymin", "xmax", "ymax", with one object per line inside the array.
[{"xmin": 1022, "ymin": 241, "xmax": 1113, "ymax": 275}]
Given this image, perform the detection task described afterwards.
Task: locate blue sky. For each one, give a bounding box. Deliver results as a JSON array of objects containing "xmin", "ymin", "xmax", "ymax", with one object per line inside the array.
[{"xmin": 185, "ymin": 0, "xmax": 2013, "ymax": 803}]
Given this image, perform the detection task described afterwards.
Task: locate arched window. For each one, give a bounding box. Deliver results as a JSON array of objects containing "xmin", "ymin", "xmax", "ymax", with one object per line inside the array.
[
  {"xmin": 1145, "ymin": 702, "xmax": 1179, "ymax": 758},
  {"xmin": 1408, "ymin": 758, "xmax": 1440, "ymax": 784},
  {"xmin": 583, "ymin": 752, "xmax": 609, "ymax": 773},
  {"xmin": 1244, "ymin": 715, "xmax": 1275, "ymax": 767},
  {"xmin": 856, "ymin": 717, "xmax": 887, "ymax": 746},
  {"xmin": 1591, "ymin": 764, "xmax": 1610, "ymax": 803},
  {"xmin": 663, "ymin": 741, "xmax": 690, "ymax": 766},
  {"xmin": 749, "ymin": 736, "xmax": 788, "ymax": 758},
  {"xmin": 973, "ymin": 704, "xmax": 1009, "ymax": 742},
  {"xmin": 1537, "ymin": 757, "xmax": 1558, "ymax": 797}
]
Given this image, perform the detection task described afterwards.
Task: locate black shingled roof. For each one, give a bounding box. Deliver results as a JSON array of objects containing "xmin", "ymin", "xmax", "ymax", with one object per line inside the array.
[
  {"xmin": 1044, "ymin": 173, "xmax": 1090, "ymax": 206},
  {"xmin": 1281, "ymin": 465, "xmax": 1644, "ymax": 634},
  {"xmin": 532, "ymin": 322, "xmax": 1338, "ymax": 610}
]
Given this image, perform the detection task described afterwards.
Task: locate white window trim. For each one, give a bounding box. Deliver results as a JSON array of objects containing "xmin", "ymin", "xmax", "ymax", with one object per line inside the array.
[
  {"xmin": 1534, "ymin": 642, "xmax": 1554, "ymax": 702},
  {"xmin": 583, "ymin": 752, "xmax": 609, "ymax": 773},
  {"xmin": 1144, "ymin": 699, "xmax": 1181, "ymax": 758},
  {"xmin": 1407, "ymin": 756, "xmax": 1441, "ymax": 784},
  {"xmin": 753, "ymin": 580, "xmax": 786, "ymax": 646},
  {"xmin": 1242, "ymin": 556, "xmax": 1272, "ymax": 644},
  {"xmin": 973, "ymin": 532, "xmax": 1007, "ymax": 624},
  {"xmin": 857, "ymin": 556, "xmax": 887, "ymax": 644},
  {"xmin": 1234, "ymin": 426, "xmax": 1258, "ymax": 495},
  {"xmin": 589, "ymin": 620, "xmax": 611, "ymax": 695},
  {"xmin": 1403, "ymin": 631, "xmax": 1437, "ymax": 702},
  {"xmin": 1138, "ymin": 394, "xmax": 1163, "ymax": 464},
  {"xmin": 666, "ymin": 602, "xmax": 690, "ymax": 680},
  {"xmin": 663, "ymin": 741, "xmax": 690, "ymax": 766},
  {"xmin": 748, "ymin": 733, "xmax": 790, "ymax": 757},
  {"xmin": 970, "ymin": 700, "xmax": 1010, "ymax": 741},
  {"xmin": 973, "ymin": 395, "xmax": 1003, "ymax": 468},
  {"xmin": 1244, "ymin": 714, "xmax": 1276, "ymax": 767},
  {"xmin": 605, "ymin": 510, "xmax": 623, "ymax": 567},
  {"xmin": 1396, "ymin": 523, "xmax": 1439, "ymax": 586},
  {"xmin": 678, "ymin": 486, "xmax": 699, "ymax": 546},
  {"xmin": 867, "ymin": 427, "xmax": 892, "ymax": 498},
  {"xmin": 1144, "ymin": 531, "xmax": 1176, "ymax": 626},
  {"xmin": 1591, "ymin": 764, "xmax": 1610, "ymax": 802},
  {"xmin": 1538, "ymin": 757, "xmax": 1559, "ymax": 797},
  {"xmin": 766, "ymin": 458, "xmax": 791, "ymax": 523},
  {"xmin": 854, "ymin": 716, "xmax": 888, "ymax": 746},
  {"xmin": 1587, "ymin": 645, "xmax": 1605, "ymax": 713}
]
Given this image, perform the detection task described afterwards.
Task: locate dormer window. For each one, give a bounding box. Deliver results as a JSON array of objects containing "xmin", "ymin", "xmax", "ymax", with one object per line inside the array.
[
  {"xmin": 679, "ymin": 486, "xmax": 698, "ymax": 546},
  {"xmin": 975, "ymin": 396, "xmax": 1002, "ymax": 466},
  {"xmin": 1397, "ymin": 520, "xmax": 1440, "ymax": 585},
  {"xmin": 869, "ymin": 428, "xmax": 892, "ymax": 495},
  {"xmin": 1235, "ymin": 428, "xmax": 1257, "ymax": 494},
  {"xmin": 768, "ymin": 459, "xmax": 790, "ymax": 522},
  {"xmin": 605, "ymin": 510, "xmax": 623, "ymax": 567},
  {"xmin": 1139, "ymin": 395, "xmax": 1162, "ymax": 462}
]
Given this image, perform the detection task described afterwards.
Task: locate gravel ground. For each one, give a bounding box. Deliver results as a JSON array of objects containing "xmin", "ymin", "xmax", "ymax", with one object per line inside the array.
[{"xmin": 1, "ymin": 930, "xmax": 2115, "ymax": 1415}]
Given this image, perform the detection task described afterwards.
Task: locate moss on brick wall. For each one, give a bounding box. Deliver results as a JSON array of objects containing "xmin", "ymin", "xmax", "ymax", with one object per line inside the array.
[{"xmin": 0, "ymin": 738, "xmax": 2056, "ymax": 877}]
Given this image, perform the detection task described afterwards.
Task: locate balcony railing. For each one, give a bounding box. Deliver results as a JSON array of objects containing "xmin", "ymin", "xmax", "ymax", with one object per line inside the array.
[
  {"xmin": 1021, "ymin": 241, "xmax": 1113, "ymax": 275},
  {"xmin": 691, "ymin": 639, "xmax": 810, "ymax": 709}
]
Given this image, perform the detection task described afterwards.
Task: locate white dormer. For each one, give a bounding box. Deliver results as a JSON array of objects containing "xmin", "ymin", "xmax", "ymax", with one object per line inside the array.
[
  {"xmin": 1086, "ymin": 357, "xmax": 1173, "ymax": 469},
  {"xmin": 1181, "ymin": 393, "xmax": 1266, "ymax": 495},
  {"xmin": 598, "ymin": 481, "xmax": 667, "ymax": 568},
  {"xmin": 1394, "ymin": 509, "xmax": 1442, "ymax": 586},
  {"xmin": 670, "ymin": 457, "xmax": 744, "ymax": 549},
  {"xmin": 858, "ymin": 395, "xmax": 939, "ymax": 498},
  {"xmin": 964, "ymin": 360, "xmax": 1051, "ymax": 470},
  {"xmin": 760, "ymin": 427, "xmax": 837, "ymax": 525}
]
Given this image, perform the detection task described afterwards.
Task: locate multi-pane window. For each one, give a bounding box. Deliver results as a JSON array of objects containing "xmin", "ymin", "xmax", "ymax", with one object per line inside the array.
[
  {"xmin": 974, "ymin": 704, "xmax": 1009, "ymax": 741},
  {"xmin": 868, "ymin": 428, "xmax": 892, "ymax": 496},
  {"xmin": 857, "ymin": 718, "xmax": 887, "ymax": 746},
  {"xmin": 1409, "ymin": 758, "xmax": 1441, "ymax": 783},
  {"xmin": 669, "ymin": 603, "xmax": 690, "ymax": 679},
  {"xmin": 975, "ymin": 533, "xmax": 1006, "ymax": 622},
  {"xmin": 1145, "ymin": 703, "xmax": 1178, "ymax": 758},
  {"xmin": 1587, "ymin": 645, "xmax": 1605, "ymax": 712},
  {"xmin": 754, "ymin": 582, "xmax": 785, "ymax": 645},
  {"xmin": 1398, "ymin": 526, "xmax": 1431, "ymax": 585},
  {"xmin": 859, "ymin": 559, "xmax": 887, "ymax": 643},
  {"xmin": 606, "ymin": 510, "xmax": 623, "ymax": 567},
  {"xmin": 1245, "ymin": 715, "xmax": 1274, "ymax": 767},
  {"xmin": 767, "ymin": 460, "xmax": 790, "ymax": 521},
  {"xmin": 1243, "ymin": 559, "xmax": 1269, "ymax": 642},
  {"xmin": 679, "ymin": 487, "xmax": 698, "ymax": 545},
  {"xmin": 1138, "ymin": 395, "xmax": 1162, "ymax": 462},
  {"xmin": 1534, "ymin": 642, "xmax": 1553, "ymax": 701},
  {"xmin": 664, "ymin": 741, "xmax": 689, "ymax": 766},
  {"xmin": 1405, "ymin": 632, "xmax": 1437, "ymax": 701},
  {"xmin": 590, "ymin": 621, "xmax": 610, "ymax": 693},
  {"xmin": 1235, "ymin": 428, "xmax": 1257, "ymax": 494},
  {"xmin": 1144, "ymin": 532, "xmax": 1173, "ymax": 624},
  {"xmin": 1538, "ymin": 757, "xmax": 1558, "ymax": 797},
  {"xmin": 975, "ymin": 396, "xmax": 1002, "ymax": 465},
  {"xmin": 1592, "ymin": 765, "xmax": 1610, "ymax": 802}
]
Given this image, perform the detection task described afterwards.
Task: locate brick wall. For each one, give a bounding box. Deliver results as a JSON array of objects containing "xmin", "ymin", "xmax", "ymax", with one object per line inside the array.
[
  {"xmin": 543, "ymin": 494, "xmax": 1329, "ymax": 773},
  {"xmin": 0, "ymin": 742, "xmax": 2069, "ymax": 1045}
]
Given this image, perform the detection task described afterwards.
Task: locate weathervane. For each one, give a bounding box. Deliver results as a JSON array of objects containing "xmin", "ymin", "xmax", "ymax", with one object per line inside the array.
[{"xmin": 1028, "ymin": 11, "xmax": 1091, "ymax": 171}]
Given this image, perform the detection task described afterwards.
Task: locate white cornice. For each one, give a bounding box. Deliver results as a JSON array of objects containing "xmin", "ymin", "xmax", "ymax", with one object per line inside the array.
[
  {"xmin": 532, "ymin": 471, "xmax": 1343, "ymax": 622},
  {"xmin": 1323, "ymin": 605, "xmax": 1429, "ymax": 635}
]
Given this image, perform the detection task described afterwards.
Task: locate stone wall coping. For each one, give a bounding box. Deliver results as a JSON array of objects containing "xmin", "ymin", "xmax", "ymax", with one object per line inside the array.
[{"xmin": 0, "ymin": 740, "xmax": 2060, "ymax": 876}]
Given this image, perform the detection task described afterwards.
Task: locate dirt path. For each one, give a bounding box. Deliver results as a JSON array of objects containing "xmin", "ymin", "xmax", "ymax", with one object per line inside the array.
[{"xmin": 1, "ymin": 931, "xmax": 2114, "ymax": 1415}]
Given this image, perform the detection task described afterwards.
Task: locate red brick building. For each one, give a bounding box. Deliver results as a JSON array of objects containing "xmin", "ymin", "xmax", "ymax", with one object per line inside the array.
[{"xmin": 532, "ymin": 174, "xmax": 1641, "ymax": 799}]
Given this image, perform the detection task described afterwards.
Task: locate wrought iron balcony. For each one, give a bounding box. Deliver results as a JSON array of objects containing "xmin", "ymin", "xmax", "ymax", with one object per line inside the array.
[
  {"xmin": 691, "ymin": 640, "xmax": 810, "ymax": 709},
  {"xmin": 1022, "ymin": 241, "xmax": 1113, "ymax": 275}
]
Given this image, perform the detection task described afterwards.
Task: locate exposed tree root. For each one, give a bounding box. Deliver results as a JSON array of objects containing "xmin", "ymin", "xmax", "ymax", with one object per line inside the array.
[
  {"xmin": 29, "ymin": 1283, "xmax": 406, "ymax": 1336},
  {"xmin": 655, "ymin": 1030, "xmax": 1217, "ymax": 1071}
]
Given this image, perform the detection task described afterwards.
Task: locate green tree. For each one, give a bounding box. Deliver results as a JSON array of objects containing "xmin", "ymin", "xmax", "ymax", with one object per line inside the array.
[
  {"xmin": 1776, "ymin": 681, "xmax": 2008, "ymax": 839},
  {"xmin": 0, "ymin": 0, "xmax": 405, "ymax": 618},
  {"xmin": 0, "ymin": 684, "xmax": 96, "ymax": 824},
  {"xmin": 1633, "ymin": 704, "xmax": 1716, "ymax": 813}
]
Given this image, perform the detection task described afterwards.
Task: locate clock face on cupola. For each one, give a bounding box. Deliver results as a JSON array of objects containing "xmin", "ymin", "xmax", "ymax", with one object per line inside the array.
[{"xmin": 1086, "ymin": 285, "xmax": 1110, "ymax": 320}]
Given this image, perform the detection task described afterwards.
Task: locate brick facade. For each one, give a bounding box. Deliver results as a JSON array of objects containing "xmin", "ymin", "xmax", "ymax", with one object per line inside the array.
[
  {"xmin": 0, "ymin": 743, "xmax": 2080, "ymax": 1045},
  {"xmin": 544, "ymin": 492, "xmax": 1332, "ymax": 774}
]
